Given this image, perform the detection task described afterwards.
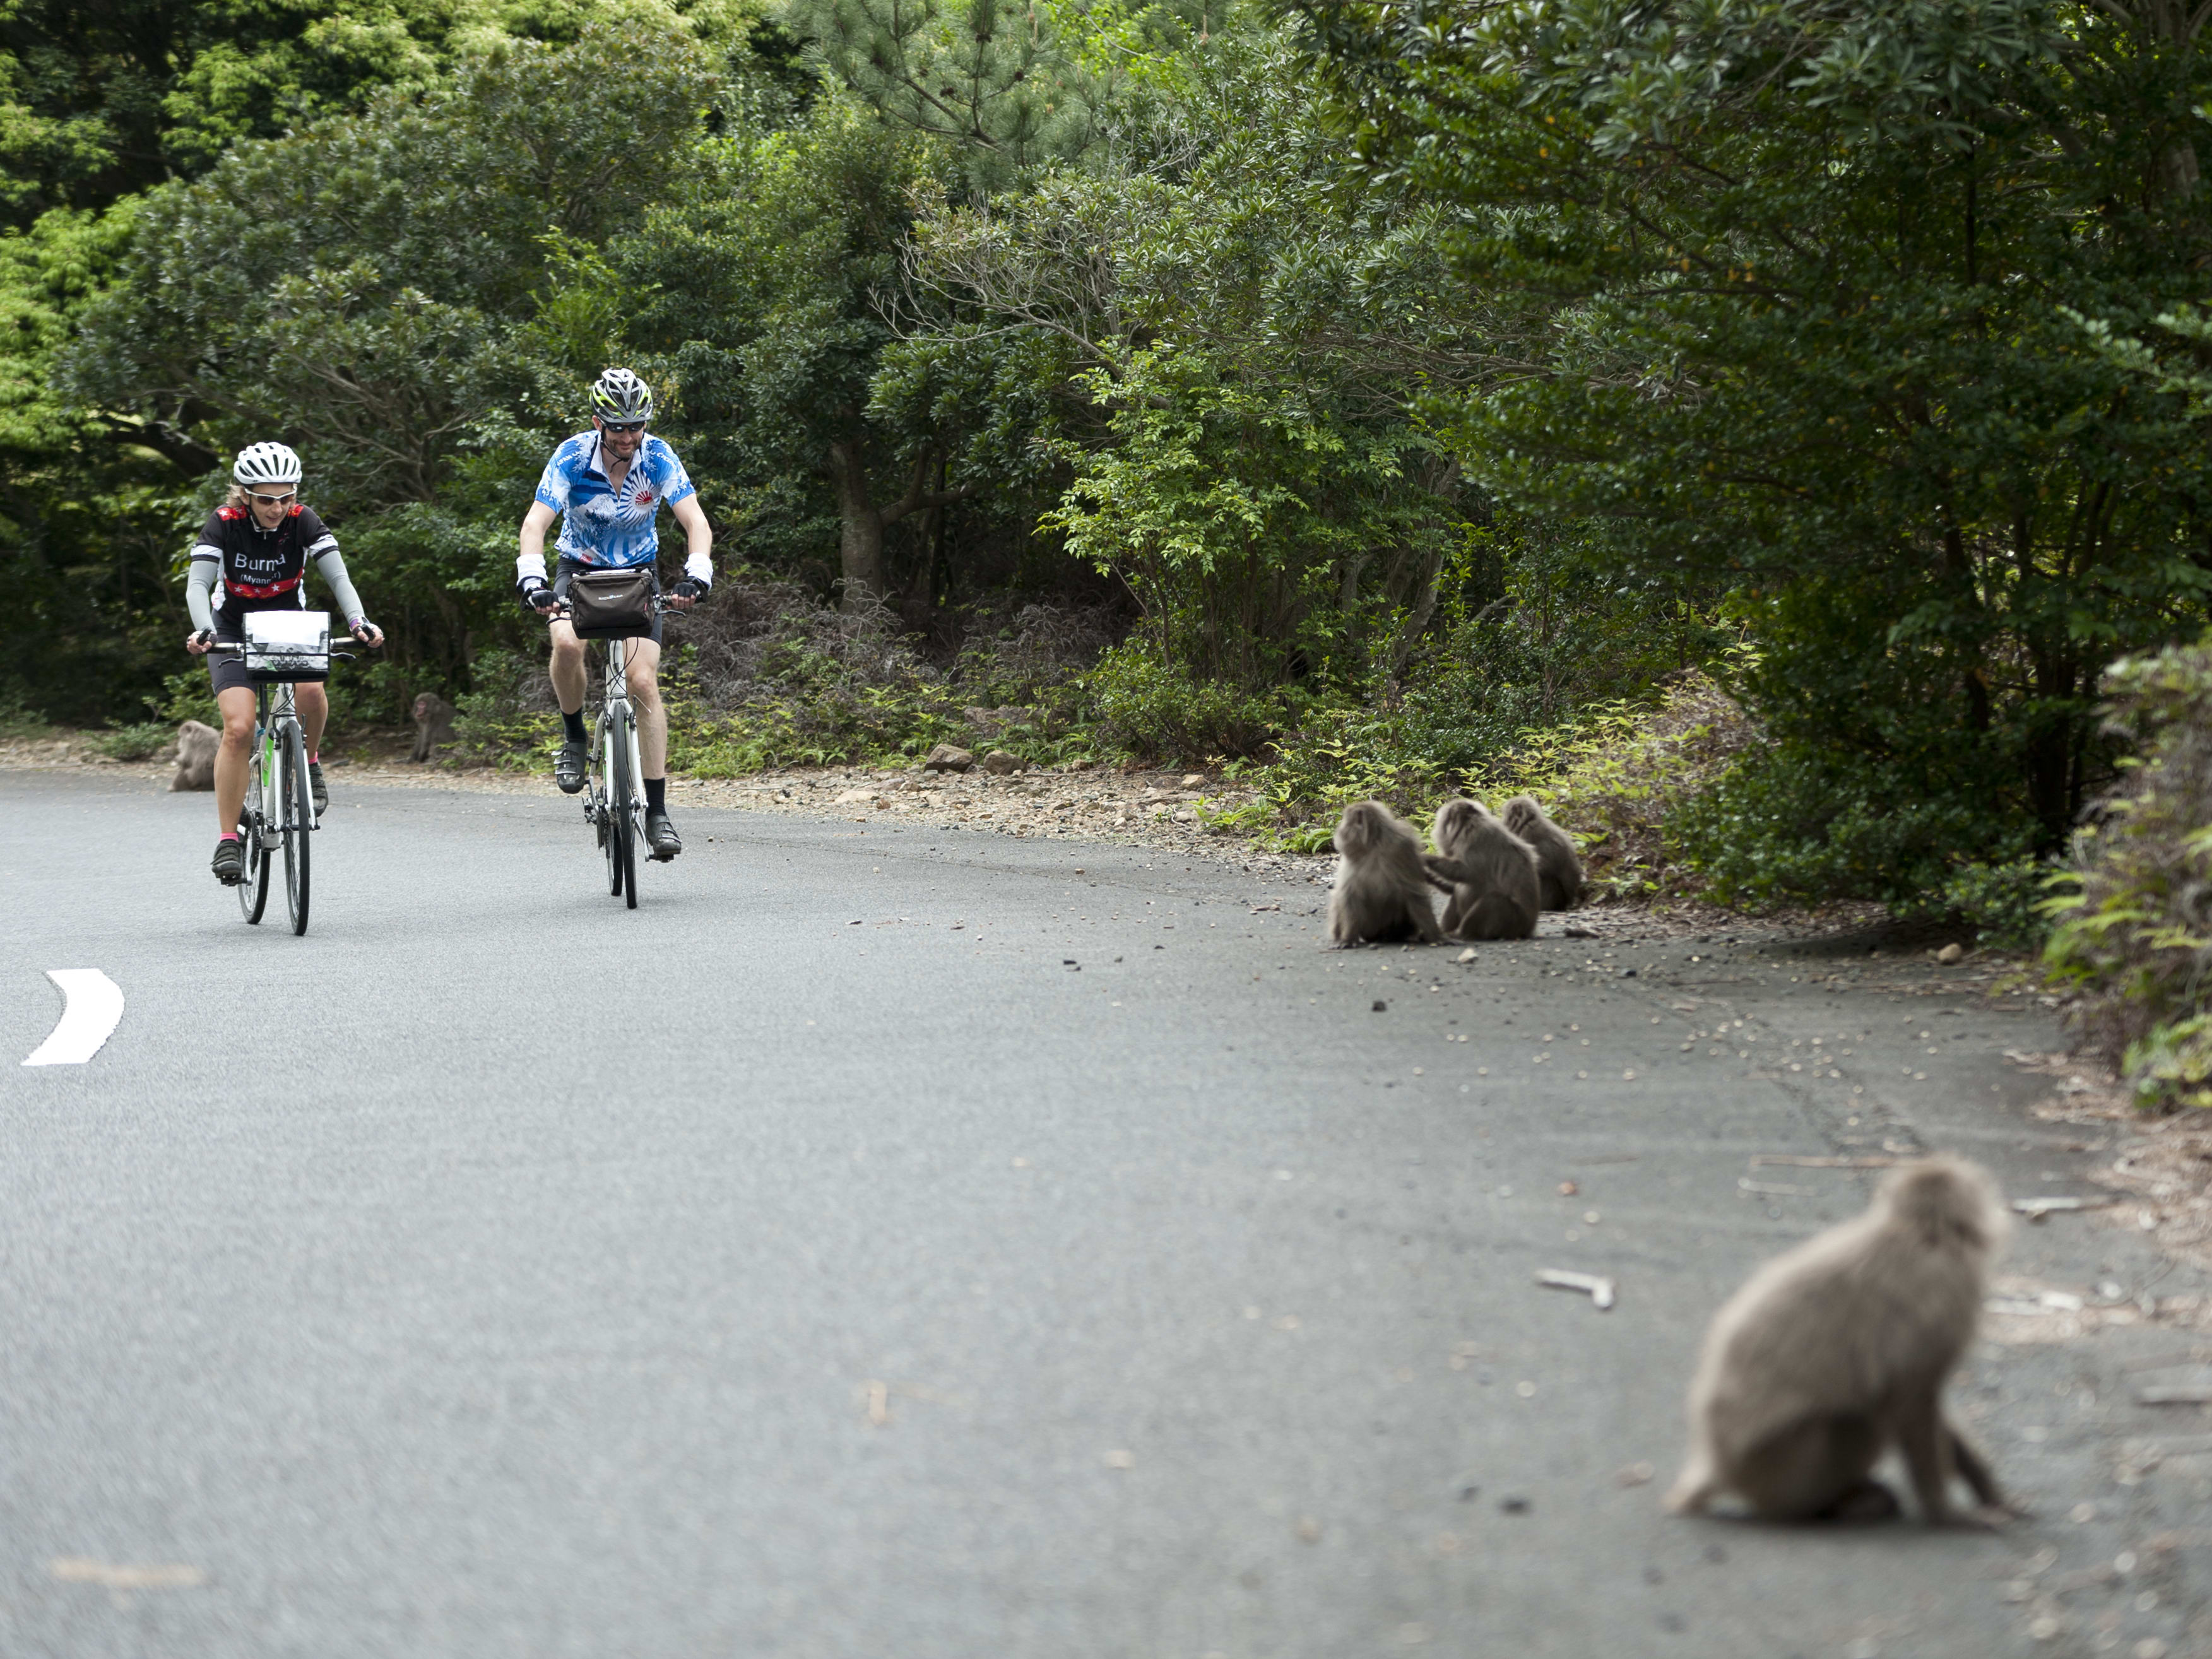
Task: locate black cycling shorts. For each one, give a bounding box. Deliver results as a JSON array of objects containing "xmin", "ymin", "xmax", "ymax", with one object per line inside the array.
[
  {"xmin": 204, "ymin": 608, "xmax": 304, "ymax": 697},
  {"xmin": 553, "ymin": 557, "xmax": 663, "ymax": 646}
]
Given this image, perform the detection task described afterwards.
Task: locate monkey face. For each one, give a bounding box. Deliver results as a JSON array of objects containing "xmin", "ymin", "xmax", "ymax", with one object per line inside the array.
[
  {"xmin": 1334, "ymin": 801, "xmax": 1383, "ymax": 856},
  {"xmin": 1879, "ymin": 1156, "xmax": 2010, "ymax": 1253},
  {"xmin": 1432, "ymin": 798, "xmax": 1488, "ymax": 853}
]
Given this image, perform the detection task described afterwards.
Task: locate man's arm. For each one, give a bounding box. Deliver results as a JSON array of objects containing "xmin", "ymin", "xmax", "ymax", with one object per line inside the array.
[
  {"xmin": 672, "ymin": 493, "xmax": 712, "ymax": 583},
  {"xmin": 666, "ymin": 493, "xmax": 713, "ymax": 608},
  {"xmin": 518, "ymin": 500, "xmax": 559, "ymax": 595}
]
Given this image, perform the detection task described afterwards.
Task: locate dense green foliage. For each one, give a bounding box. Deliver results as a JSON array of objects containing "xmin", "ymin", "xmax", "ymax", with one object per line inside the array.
[
  {"xmin": 2045, "ymin": 635, "xmax": 2212, "ymax": 1108},
  {"xmin": 1289, "ymin": 0, "xmax": 2212, "ymax": 882}
]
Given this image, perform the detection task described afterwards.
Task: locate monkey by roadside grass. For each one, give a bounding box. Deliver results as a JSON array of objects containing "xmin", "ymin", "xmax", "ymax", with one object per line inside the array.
[
  {"xmin": 170, "ymin": 720, "xmax": 217, "ymax": 791},
  {"xmin": 1422, "ymin": 798, "xmax": 1539, "ymax": 941},
  {"xmin": 410, "ymin": 692, "xmax": 456, "ymax": 763},
  {"xmin": 1665, "ymin": 1155, "xmax": 2012, "ymax": 1526},
  {"xmin": 1327, "ymin": 801, "xmax": 1442, "ymax": 947},
  {"xmin": 1501, "ymin": 794, "xmax": 1584, "ymax": 911}
]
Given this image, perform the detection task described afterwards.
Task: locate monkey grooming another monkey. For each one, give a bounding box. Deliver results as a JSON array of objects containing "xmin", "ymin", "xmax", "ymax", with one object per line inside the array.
[
  {"xmin": 410, "ymin": 692, "xmax": 456, "ymax": 763},
  {"xmin": 1422, "ymin": 798, "xmax": 1539, "ymax": 941},
  {"xmin": 1327, "ymin": 801, "xmax": 1443, "ymax": 946},
  {"xmin": 1501, "ymin": 794, "xmax": 1584, "ymax": 911},
  {"xmin": 1666, "ymin": 1155, "xmax": 2011, "ymax": 1526},
  {"xmin": 170, "ymin": 719, "xmax": 218, "ymax": 791}
]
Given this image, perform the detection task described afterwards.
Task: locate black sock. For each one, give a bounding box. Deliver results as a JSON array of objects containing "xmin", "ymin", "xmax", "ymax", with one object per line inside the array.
[
  {"xmin": 562, "ymin": 709, "xmax": 586, "ymax": 743},
  {"xmin": 645, "ymin": 776, "xmax": 666, "ymax": 812}
]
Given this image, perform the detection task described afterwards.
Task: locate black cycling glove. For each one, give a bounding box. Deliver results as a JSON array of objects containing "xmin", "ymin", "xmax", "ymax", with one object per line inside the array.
[
  {"xmin": 192, "ymin": 629, "xmax": 215, "ymax": 649},
  {"xmin": 670, "ymin": 577, "xmax": 707, "ymax": 600},
  {"xmin": 521, "ymin": 579, "xmax": 560, "ymax": 613}
]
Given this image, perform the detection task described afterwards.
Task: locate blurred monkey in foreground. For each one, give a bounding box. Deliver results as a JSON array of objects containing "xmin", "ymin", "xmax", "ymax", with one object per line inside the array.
[{"xmin": 1666, "ymin": 1155, "xmax": 2011, "ymax": 1526}]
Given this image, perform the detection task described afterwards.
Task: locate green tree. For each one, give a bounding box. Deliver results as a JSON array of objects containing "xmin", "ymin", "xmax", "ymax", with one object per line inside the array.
[
  {"xmin": 58, "ymin": 25, "xmax": 721, "ymax": 695},
  {"xmin": 0, "ymin": 0, "xmax": 768, "ymax": 228},
  {"xmin": 913, "ymin": 26, "xmax": 1500, "ymax": 692},
  {"xmin": 609, "ymin": 95, "xmax": 1014, "ymax": 607}
]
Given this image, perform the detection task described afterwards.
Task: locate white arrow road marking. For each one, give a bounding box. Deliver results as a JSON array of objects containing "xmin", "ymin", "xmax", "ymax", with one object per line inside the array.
[{"xmin": 22, "ymin": 970, "xmax": 124, "ymax": 1066}]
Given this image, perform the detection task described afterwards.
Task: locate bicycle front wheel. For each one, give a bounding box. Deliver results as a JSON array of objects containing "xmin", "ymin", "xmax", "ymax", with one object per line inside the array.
[
  {"xmin": 608, "ymin": 707, "xmax": 638, "ymax": 909},
  {"xmin": 280, "ymin": 721, "xmax": 312, "ymax": 935},
  {"xmin": 238, "ymin": 738, "xmax": 272, "ymax": 925},
  {"xmin": 596, "ymin": 715, "xmax": 623, "ymax": 899}
]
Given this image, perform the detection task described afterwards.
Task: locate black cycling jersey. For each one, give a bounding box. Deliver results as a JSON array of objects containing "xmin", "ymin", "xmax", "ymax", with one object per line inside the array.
[{"xmin": 191, "ymin": 504, "xmax": 340, "ymax": 613}]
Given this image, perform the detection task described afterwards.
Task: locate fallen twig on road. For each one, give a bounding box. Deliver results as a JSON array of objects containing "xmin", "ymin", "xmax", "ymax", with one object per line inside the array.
[
  {"xmin": 1536, "ymin": 1268, "xmax": 1616, "ymax": 1310},
  {"xmin": 2013, "ymin": 1195, "xmax": 2117, "ymax": 1220},
  {"xmin": 1749, "ymin": 1154, "xmax": 1898, "ymax": 1169}
]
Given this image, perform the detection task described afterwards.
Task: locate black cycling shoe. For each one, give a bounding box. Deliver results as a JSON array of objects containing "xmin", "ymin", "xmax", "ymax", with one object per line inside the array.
[
  {"xmin": 308, "ymin": 760, "xmax": 328, "ymax": 817},
  {"xmin": 211, "ymin": 837, "xmax": 245, "ymax": 885},
  {"xmin": 555, "ymin": 738, "xmax": 588, "ymax": 794},
  {"xmin": 645, "ymin": 808, "xmax": 682, "ymax": 861}
]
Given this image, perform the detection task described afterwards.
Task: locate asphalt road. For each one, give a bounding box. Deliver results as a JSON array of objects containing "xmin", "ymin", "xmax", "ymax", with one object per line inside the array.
[{"xmin": 1, "ymin": 768, "xmax": 2206, "ymax": 1659}]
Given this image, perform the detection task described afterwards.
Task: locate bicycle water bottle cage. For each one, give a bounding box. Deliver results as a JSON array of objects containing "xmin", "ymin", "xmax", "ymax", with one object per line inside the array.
[
  {"xmin": 568, "ymin": 569, "xmax": 657, "ymax": 639},
  {"xmin": 242, "ymin": 610, "xmax": 333, "ymax": 682}
]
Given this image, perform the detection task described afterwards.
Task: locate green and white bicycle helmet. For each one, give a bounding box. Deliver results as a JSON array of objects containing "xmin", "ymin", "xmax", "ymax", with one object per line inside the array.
[
  {"xmin": 590, "ymin": 367, "xmax": 654, "ymax": 424},
  {"xmin": 232, "ymin": 440, "xmax": 302, "ymax": 487}
]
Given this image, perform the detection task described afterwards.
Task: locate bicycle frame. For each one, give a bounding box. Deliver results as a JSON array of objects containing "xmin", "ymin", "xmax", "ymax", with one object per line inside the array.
[
  {"xmin": 249, "ymin": 682, "xmax": 309, "ymax": 849},
  {"xmin": 561, "ymin": 597, "xmax": 669, "ymax": 908},
  {"xmin": 596, "ymin": 634, "xmax": 648, "ymax": 833}
]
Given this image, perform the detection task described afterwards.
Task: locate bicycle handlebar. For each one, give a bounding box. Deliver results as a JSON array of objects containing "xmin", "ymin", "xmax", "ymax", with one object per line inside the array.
[
  {"xmin": 204, "ymin": 642, "xmax": 371, "ymax": 660},
  {"xmin": 540, "ymin": 596, "xmax": 679, "ymax": 620}
]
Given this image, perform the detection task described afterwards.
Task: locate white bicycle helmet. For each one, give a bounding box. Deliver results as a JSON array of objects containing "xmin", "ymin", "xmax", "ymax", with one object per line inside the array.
[
  {"xmin": 590, "ymin": 367, "xmax": 654, "ymax": 424},
  {"xmin": 232, "ymin": 441, "xmax": 302, "ymax": 487}
]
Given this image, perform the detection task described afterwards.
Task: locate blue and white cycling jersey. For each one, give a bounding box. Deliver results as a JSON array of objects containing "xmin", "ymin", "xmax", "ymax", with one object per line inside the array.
[{"xmin": 531, "ymin": 430, "xmax": 697, "ymax": 570}]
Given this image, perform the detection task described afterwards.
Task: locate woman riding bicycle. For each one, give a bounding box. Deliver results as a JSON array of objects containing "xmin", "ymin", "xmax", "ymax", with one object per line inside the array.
[{"xmin": 184, "ymin": 442, "xmax": 384, "ymax": 885}]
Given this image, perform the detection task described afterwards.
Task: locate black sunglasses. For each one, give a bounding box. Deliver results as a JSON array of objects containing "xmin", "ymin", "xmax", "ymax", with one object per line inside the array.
[{"xmin": 601, "ymin": 420, "xmax": 647, "ymax": 434}]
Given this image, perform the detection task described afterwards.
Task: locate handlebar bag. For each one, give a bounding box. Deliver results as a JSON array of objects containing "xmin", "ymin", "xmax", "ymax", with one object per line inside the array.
[
  {"xmin": 568, "ymin": 567, "xmax": 656, "ymax": 639},
  {"xmin": 242, "ymin": 609, "xmax": 332, "ymax": 682}
]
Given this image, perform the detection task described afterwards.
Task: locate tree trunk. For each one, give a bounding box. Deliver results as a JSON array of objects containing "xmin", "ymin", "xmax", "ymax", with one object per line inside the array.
[
  {"xmin": 829, "ymin": 440, "xmax": 888, "ymax": 608},
  {"xmin": 1385, "ymin": 544, "xmax": 1447, "ymax": 685}
]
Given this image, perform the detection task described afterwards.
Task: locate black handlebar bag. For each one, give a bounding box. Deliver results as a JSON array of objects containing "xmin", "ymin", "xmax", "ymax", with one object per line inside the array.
[{"xmin": 567, "ymin": 567, "xmax": 658, "ymax": 639}]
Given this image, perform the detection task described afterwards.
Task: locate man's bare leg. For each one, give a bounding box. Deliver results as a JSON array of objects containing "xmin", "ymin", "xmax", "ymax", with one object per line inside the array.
[
  {"xmin": 548, "ymin": 618, "xmax": 588, "ymax": 718},
  {"xmin": 625, "ymin": 637, "xmax": 666, "ymax": 779}
]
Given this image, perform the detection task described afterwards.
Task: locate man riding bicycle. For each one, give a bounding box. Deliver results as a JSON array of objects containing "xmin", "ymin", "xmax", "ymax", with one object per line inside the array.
[
  {"xmin": 516, "ymin": 367, "xmax": 713, "ymax": 860},
  {"xmin": 184, "ymin": 441, "xmax": 383, "ymax": 885}
]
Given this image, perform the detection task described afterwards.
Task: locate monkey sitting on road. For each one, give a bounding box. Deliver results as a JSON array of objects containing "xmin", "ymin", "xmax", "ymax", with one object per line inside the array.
[
  {"xmin": 1665, "ymin": 1154, "xmax": 2012, "ymax": 1526},
  {"xmin": 1501, "ymin": 794, "xmax": 1584, "ymax": 911},
  {"xmin": 170, "ymin": 720, "xmax": 218, "ymax": 791},
  {"xmin": 1327, "ymin": 801, "xmax": 1443, "ymax": 946},
  {"xmin": 1422, "ymin": 798, "xmax": 1539, "ymax": 941},
  {"xmin": 410, "ymin": 692, "xmax": 456, "ymax": 763}
]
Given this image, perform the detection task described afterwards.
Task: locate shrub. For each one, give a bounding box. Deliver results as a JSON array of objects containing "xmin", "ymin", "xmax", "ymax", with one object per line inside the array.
[
  {"xmin": 2043, "ymin": 633, "xmax": 2212, "ymax": 1110},
  {"xmin": 1672, "ymin": 743, "xmax": 2030, "ymax": 909},
  {"xmin": 1085, "ymin": 642, "xmax": 1284, "ymax": 763},
  {"xmin": 1510, "ymin": 668, "xmax": 1761, "ymax": 900},
  {"xmin": 91, "ymin": 722, "xmax": 174, "ymax": 761},
  {"xmin": 1903, "ymin": 858, "xmax": 2061, "ymax": 953},
  {"xmin": 451, "ymin": 646, "xmax": 559, "ymax": 767}
]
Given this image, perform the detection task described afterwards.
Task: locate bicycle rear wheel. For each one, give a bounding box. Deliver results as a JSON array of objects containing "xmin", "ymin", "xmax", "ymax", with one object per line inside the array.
[
  {"xmin": 609, "ymin": 706, "xmax": 638, "ymax": 909},
  {"xmin": 280, "ymin": 721, "xmax": 311, "ymax": 935},
  {"xmin": 238, "ymin": 736, "xmax": 272, "ymax": 925}
]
